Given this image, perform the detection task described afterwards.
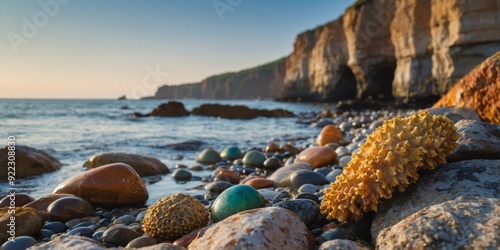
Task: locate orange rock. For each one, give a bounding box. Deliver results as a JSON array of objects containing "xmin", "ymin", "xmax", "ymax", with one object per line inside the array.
[
  {"xmin": 214, "ymin": 169, "xmax": 240, "ymax": 184},
  {"xmin": 240, "ymin": 175, "xmax": 264, "ymax": 184},
  {"xmin": 246, "ymin": 178, "xmax": 274, "ymax": 189},
  {"xmin": 53, "ymin": 163, "xmax": 148, "ymax": 207},
  {"xmin": 264, "ymin": 143, "xmax": 280, "ymax": 153},
  {"xmin": 433, "ymin": 52, "xmax": 500, "ymax": 124},
  {"xmin": 294, "ymin": 146, "xmax": 338, "ymax": 169},
  {"xmin": 317, "ymin": 125, "xmax": 344, "ymax": 146},
  {"xmin": 24, "ymin": 194, "xmax": 78, "ymax": 212}
]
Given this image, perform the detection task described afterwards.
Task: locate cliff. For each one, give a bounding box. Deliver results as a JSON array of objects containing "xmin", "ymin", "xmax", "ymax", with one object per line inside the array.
[
  {"xmin": 280, "ymin": 0, "xmax": 500, "ymax": 102},
  {"xmin": 147, "ymin": 58, "xmax": 285, "ymax": 100}
]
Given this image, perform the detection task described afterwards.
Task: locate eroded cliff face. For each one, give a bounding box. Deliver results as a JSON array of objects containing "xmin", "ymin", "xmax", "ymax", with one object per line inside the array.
[{"xmin": 280, "ymin": 0, "xmax": 500, "ymax": 102}]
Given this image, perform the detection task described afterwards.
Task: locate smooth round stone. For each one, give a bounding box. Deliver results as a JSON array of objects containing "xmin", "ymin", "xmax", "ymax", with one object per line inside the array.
[
  {"xmin": 47, "ymin": 197, "xmax": 93, "ymax": 222},
  {"xmin": 220, "ymin": 146, "xmax": 243, "ymax": 161},
  {"xmin": 214, "ymin": 169, "xmax": 240, "ymax": 184},
  {"xmin": 242, "ymin": 150, "xmax": 266, "ymax": 168},
  {"xmin": 99, "ymin": 218, "xmax": 111, "ymax": 226},
  {"xmin": 335, "ymin": 146, "xmax": 351, "ymax": 158},
  {"xmin": 126, "ymin": 235, "xmax": 157, "ymax": 248},
  {"xmin": 116, "ymin": 214, "xmax": 136, "ymax": 225},
  {"xmin": 0, "ymin": 193, "xmax": 35, "ymax": 208},
  {"xmin": 101, "ymin": 225, "xmax": 141, "ymax": 247},
  {"xmin": 70, "ymin": 221, "xmax": 93, "ymax": 229},
  {"xmin": 317, "ymin": 125, "xmax": 344, "ymax": 146},
  {"xmin": 196, "ymin": 148, "xmax": 222, "ymax": 164},
  {"xmin": 65, "ymin": 218, "xmax": 81, "ymax": 229},
  {"xmin": 43, "ymin": 221, "xmax": 66, "ymax": 233},
  {"xmin": 325, "ymin": 143, "xmax": 340, "ymax": 150},
  {"xmin": 326, "ymin": 169, "xmax": 343, "ymax": 182},
  {"xmin": 369, "ymin": 120, "xmax": 384, "ymax": 130},
  {"xmin": 189, "ymin": 165, "xmax": 204, "ymax": 171},
  {"xmin": 175, "ymin": 164, "xmax": 188, "ymax": 169},
  {"xmin": 339, "ymin": 121, "xmax": 353, "ymax": 131},
  {"xmin": 346, "ymin": 143, "xmax": 358, "ymax": 152},
  {"xmin": 298, "ymin": 184, "xmax": 319, "ymax": 193},
  {"xmin": 294, "ymin": 146, "xmax": 338, "ymax": 169},
  {"xmin": 316, "ymin": 228, "xmax": 357, "ymax": 244},
  {"xmin": 290, "ymin": 170, "xmax": 329, "ymax": 189},
  {"xmin": 273, "ymin": 199, "xmax": 320, "ymax": 225},
  {"xmin": 67, "ymin": 226, "xmax": 94, "ymax": 237},
  {"xmin": 40, "ymin": 229, "xmax": 55, "ymax": 238},
  {"xmin": 294, "ymin": 193, "xmax": 320, "ymax": 203},
  {"xmin": 264, "ymin": 142, "xmax": 280, "ymax": 153},
  {"xmin": 103, "ymin": 212, "xmax": 112, "ymax": 218},
  {"xmin": 204, "ymin": 181, "xmax": 233, "ymax": 194},
  {"xmin": 211, "ymin": 185, "xmax": 266, "ymax": 222},
  {"xmin": 1, "ymin": 236, "xmax": 37, "ymax": 250},
  {"xmin": 314, "ymin": 167, "xmax": 332, "ymax": 176},
  {"xmin": 92, "ymin": 230, "xmax": 105, "ymax": 241},
  {"xmin": 135, "ymin": 211, "xmax": 146, "ymax": 222},
  {"xmin": 245, "ymin": 178, "xmax": 274, "ymax": 189},
  {"xmin": 172, "ymin": 169, "xmax": 192, "ymax": 181},
  {"xmin": 241, "ymin": 166, "xmax": 255, "ymax": 175},
  {"xmin": 263, "ymin": 157, "xmax": 282, "ymax": 170},
  {"xmin": 339, "ymin": 155, "xmax": 352, "ymax": 168}
]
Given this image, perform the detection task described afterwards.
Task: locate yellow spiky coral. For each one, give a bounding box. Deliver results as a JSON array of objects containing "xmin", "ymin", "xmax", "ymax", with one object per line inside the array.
[{"xmin": 320, "ymin": 111, "xmax": 459, "ymax": 222}]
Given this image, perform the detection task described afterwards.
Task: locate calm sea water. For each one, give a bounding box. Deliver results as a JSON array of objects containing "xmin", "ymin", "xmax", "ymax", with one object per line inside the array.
[{"xmin": 0, "ymin": 99, "xmax": 335, "ymax": 205}]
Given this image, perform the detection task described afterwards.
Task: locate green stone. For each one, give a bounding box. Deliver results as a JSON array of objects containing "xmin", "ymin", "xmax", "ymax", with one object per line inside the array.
[
  {"xmin": 210, "ymin": 185, "xmax": 266, "ymax": 222},
  {"xmin": 242, "ymin": 150, "xmax": 266, "ymax": 168},
  {"xmin": 220, "ymin": 146, "xmax": 243, "ymax": 161},
  {"xmin": 196, "ymin": 148, "xmax": 222, "ymax": 164}
]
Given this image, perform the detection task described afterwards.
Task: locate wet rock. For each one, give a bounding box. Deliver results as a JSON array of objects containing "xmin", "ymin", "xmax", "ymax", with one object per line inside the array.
[
  {"xmin": 172, "ymin": 169, "xmax": 192, "ymax": 181},
  {"xmin": 2, "ymin": 236, "xmax": 37, "ymax": 250},
  {"xmin": 314, "ymin": 167, "xmax": 332, "ymax": 176},
  {"xmin": 447, "ymin": 120, "xmax": 500, "ymax": 162},
  {"xmin": 242, "ymin": 150, "xmax": 266, "ymax": 168},
  {"xmin": 339, "ymin": 155, "xmax": 352, "ymax": 168},
  {"xmin": 0, "ymin": 207, "xmax": 42, "ymax": 242},
  {"xmin": 196, "ymin": 148, "xmax": 222, "ymax": 164},
  {"xmin": 290, "ymin": 170, "xmax": 329, "ymax": 189},
  {"xmin": 326, "ymin": 169, "xmax": 343, "ymax": 182},
  {"xmin": 214, "ymin": 169, "xmax": 239, "ymax": 184},
  {"xmin": 166, "ymin": 140, "xmax": 205, "ymax": 151},
  {"xmin": 298, "ymin": 183, "xmax": 319, "ymax": 193},
  {"xmin": 149, "ymin": 101, "xmax": 189, "ymax": 117},
  {"xmin": 317, "ymin": 125, "xmax": 344, "ymax": 146},
  {"xmin": 317, "ymin": 228, "xmax": 358, "ymax": 244},
  {"xmin": 0, "ymin": 193, "xmax": 34, "ymax": 208},
  {"xmin": 67, "ymin": 226, "xmax": 94, "ymax": 237},
  {"xmin": 191, "ymin": 104, "xmax": 294, "ymax": 119},
  {"xmin": 189, "ymin": 207, "xmax": 313, "ymax": 249},
  {"xmin": 424, "ymin": 107, "xmax": 481, "ymax": 123},
  {"xmin": 47, "ymin": 197, "xmax": 93, "ymax": 222},
  {"xmin": 30, "ymin": 234, "xmax": 106, "ymax": 249},
  {"xmin": 264, "ymin": 142, "xmax": 280, "ymax": 153},
  {"xmin": 372, "ymin": 159, "xmax": 500, "ymax": 249},
  {"xmin": 294, "ymin": 193, "xmax": 320, "ymax": 203},
  {"xmin": 204, "ymin": 181, "xmax": 233, "ymax": 194},
  {"xmin": 0, "ymin": 145, "xmax": 60, "ymax": 178},
  {"xmin": 263, "ymin": 157, "xmax": 282, "ymax": 170},
  {"xmin": 101, "ymin": 224, "xmax": 141, "ymax": 247},
  {"xmin": 43, "ymin": 221, "xmax": 66, "ymax": 233},
  {"xmin": 269, "ymin": 163, "xmax": 312, "ymax": 187},
  {"xmin": 319, "ymin": 239, "xmax": 372, "ymax": 250},
  {"xmin": 125, "ymin": 235, "xmax": 157, "ymax": 248},
  {"xmin": 273, "ymin": 199, "xmax": 320, "ymax": 225},
  {"xmin": 220, "ymin": 146, "xmax": 243, "ymax": 161},
  {"xmin": 83, "ymin": 152, "xmax": 169, "ymax": 176},
  {"xmin": 211, "ymin": 185, "xmax": 266, "ymax": 222},
  {"xmin": 245, "ymin": 178, "xmax": 274, "ymax": 189},
  {"xmin": 295, "ymin": 146, "xmax": 338, "ymax": 169},
  {"xmin": 53, "ymin": 163, "xmax": 149, "ymax": 207}
]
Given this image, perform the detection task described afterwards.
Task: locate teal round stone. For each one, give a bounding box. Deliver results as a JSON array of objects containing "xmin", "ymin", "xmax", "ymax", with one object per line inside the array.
[
  {"xmin": 211, "ymin": 185, "xmax": 266, "ymax": 222},
  {"xmin": 242, "ymin": 150, "xmax": 266, "ymax": 168},
  {"xmin": 220, "ymin": 146, "xmax": 243, "ymax": 161},
  {"xmin": 196, "ymin": 148, "xmax": 222, "ymax": 164}
]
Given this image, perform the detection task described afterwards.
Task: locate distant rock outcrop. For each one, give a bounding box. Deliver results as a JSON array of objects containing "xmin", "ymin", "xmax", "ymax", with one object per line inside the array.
[{"xmin": 191, "ymin": 104, "xmax": 295, "ymax": 119}]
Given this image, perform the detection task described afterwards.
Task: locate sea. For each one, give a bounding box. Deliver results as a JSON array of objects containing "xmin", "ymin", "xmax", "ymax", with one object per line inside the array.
[{"xmin": 0, "ymin": 99, "xmax": 336, "ymax": 205}]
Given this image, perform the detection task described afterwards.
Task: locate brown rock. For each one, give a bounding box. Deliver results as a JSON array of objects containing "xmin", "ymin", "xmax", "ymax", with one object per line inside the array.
[
  {"xmin": 214, "ymin": 169, "xmax": 240, "ymax": 184},
  {"xmin": 53, "ymin": 163, "xmax": 149, "ymax": 207},
  {"xmin": 433, "ymin": 52, "xmax": 500, "ymax": 124},
  {"xmin": 295, "ymin": 146, "xmax": 338, "ymax": 169},
  {"xmin": 150, "ymin": 101, "xmax": 189, "ymax": 117},
  {"xmin": 191, "ymin": 104, "xmax": 294, "ymax": 119},
  {"xmin": 84, "ymin": 152, "xmax": 169, "ymax": 176},
  {"xmin": 188, "ymin": 207, "xmax": 314, "ymax": 250},
  {"xmin": 0, "ymin": 145, "xmax": 60, "ymax": 179},
  {"xmin": 0, "ymin": 193, "xmax": 34, "ymax": 208},
  {"xmin": 264, "ymin": 142, "xmax": 280, "ymax": 153},
  {"xmin": 245, "ymin": 178, "xmax": 274, "ymax": 189},
  {"xmin": 281, "ymin": 143, "xmax": 301, "ymax": 154},
  {"xmin": 23, "ymin": 194, "xmax": 77, "ymax": 212},
  {"xmin": 0, "ymin": 207, "xmax": 43, "ymax": 243},
  {"xmin": 29, "ymin": 234, "xmax": 106, "ymax": 250},
  {"xmin": 317, "ymin": 125, "xmax": 344, "ymax": 146},
  {"xmin": 47, "ymin": 197, "xmax": 93, "ymax": 222}
]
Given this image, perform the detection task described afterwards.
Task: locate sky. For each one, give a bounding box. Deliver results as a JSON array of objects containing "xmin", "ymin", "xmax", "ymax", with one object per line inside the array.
[{"xmin": 1, "ymin": 0, "xmax": 354, "ymax": 99}]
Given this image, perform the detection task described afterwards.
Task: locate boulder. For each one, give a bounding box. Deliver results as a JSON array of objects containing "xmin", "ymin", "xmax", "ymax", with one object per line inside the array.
[
  {"xmin": 149, "ymin": 101, "xmax": 189, "ymax": 117},
  {"xmin": 53, "ymin": 163, "xmax": 149, "ymax": 207},
  {"xmin": 433, "ymin": 52, "xmax": 500, "ymax": 124},
  {"xmin": 28, "ymin": 235, "xmax": 106, "ymax": 250},
  {"xmin": 188, "ymin": 207, "xmax": 314, "ymax": 250},
  {"xmin": 0, "ymin": 145, "xmax": 60, "ymax": 179},
  {"xmin": 447, "ymin": 120, "xmax": 500, "ymax": 162},
  {"xmin": 0, "ymin": 207, "xmax": 43, "ymax": 243},
  {"xmin": 372, "ymin": 159, "xmax": 500, "ymax": 249},
  {"xmin": 191, "ymin": 104, "xmax": 294, "ymax": 119},
  {"xmin": 84, "ymin": 152, "xmax": 169, "ymax": 176}
]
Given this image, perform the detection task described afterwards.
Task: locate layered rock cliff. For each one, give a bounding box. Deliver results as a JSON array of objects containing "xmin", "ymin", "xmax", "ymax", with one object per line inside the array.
[
  {"xmin": 280, "ymin": 0, "xmax": 500, "ymax": 102},
  {"xmin": 148, "ymin": 58, "xmax": 285, "ymax": 100}
]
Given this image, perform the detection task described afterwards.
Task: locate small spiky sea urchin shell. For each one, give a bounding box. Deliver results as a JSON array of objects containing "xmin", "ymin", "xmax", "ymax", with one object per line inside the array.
[
  {"xmin": 320, "ymin": 111, "xmax": 459, "ymax": 222},
  {"xmin": 143, "ymin": 193, "xmax": 208, "ymax": 239}
]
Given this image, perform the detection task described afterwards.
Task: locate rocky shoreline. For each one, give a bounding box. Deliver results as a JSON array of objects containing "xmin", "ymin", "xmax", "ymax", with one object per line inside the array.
[{"xmin": 0, "ymin": 104, "xmax": 498, "ymax": 249}]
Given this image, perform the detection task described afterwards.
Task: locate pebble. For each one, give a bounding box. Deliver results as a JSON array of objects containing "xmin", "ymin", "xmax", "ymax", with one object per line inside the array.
[
  {"xmin": 317, "ymin": 125, "xmax": 344, "ymax": 146},
  {"xmin": 115, "ymin": 214, "xmax": 136, "ymax": 225},
  {"xmin": 126, "ymin": 235, "xmax": 157, "ymax": 248},
  {"xmin": 295, "ymin": 146, "xmax": 339, "ymax": 169},
  {"xmin": 47, "ymin": 197, "xmax": 93, "ymax": 222},
  {"xmin": 67, "ymin": 226, "xmax": 94, "ymax": 237},
  {"xmin": 0, "ymin": 193, "xmax": 35, "ymax": 208},
  {"xmin": 326, "ymin": 169, "xmax": 343, "ymax": 182},
  {"xmin": 335, "ymin": 146, "xmax": 351, "ymax": 158},
  {"xmin": 211, "ymin": 185, "xmax": 266, "ymax": 222},
  {"xmin": 172, "ymin": 169, "xmax": 192, "ymax": 181},
  {"xmin": 242, "ymin": 150, "xmax": 266, "ymax": 168},
  {"xmin": 1, "ymin": 236, "xmax": 37, "ymax": 250},
  {"xmin": 220, "ymin": 146, "xmax": 243, "ymax": 161},
  {"xmin": 273, "ymin": 199, "xmax": 320, "ymax": 225},
  {"xmin": 65, "ymin": 218, "xmax": 82, "ymax": 229},
  {"xmin": 101, "ymin": 224, "xmax": 141, "ymax": 247},
  {"xmin": 214, "ymin": 169, "xmax": 240, "ymax": 184},
  {"xmin": 339, "ymin": 155, "xmax": 352, "ymax": 168},
  {"xmin": 40, "ymin": 229, "xmax": 55, "ymax": 238},
  {"xmin": 298, "ymin": 183, "xmax": 319, "ymax": 193},
  {"xmin": 263, "ymin": 157, "xmax": 282, "ymax": 170},
  {"xmin": 294, "ymin": 193, "xmax": 320, "ymax": 203},
  {"xmin": 316, "ymin": 228, "xmax": 358, "ymax": 245},
  {"xmin": 290, "ymin": 170, "xmax": 329, "ymax": 189},
  {"xmin": 264, "ymin": 142, "xmax": 280, "ymax": 153},
  {"xmin": 196, "ymin": 148, "xmax": 222, "ymax": 164},
  {"xmin": 204, "ymin": 181, "xmax": 233, "ymax": 194},
  {"xmin": 245, "ymin": 178, "xmax": 274, "ymax": 189},
  {"xmin": 314, "ymin": 167, "xmax": 332, "ymax": 176},
  {"xmin": 43, "ymin": 221, "xmax": 66, "ymax": 233}
]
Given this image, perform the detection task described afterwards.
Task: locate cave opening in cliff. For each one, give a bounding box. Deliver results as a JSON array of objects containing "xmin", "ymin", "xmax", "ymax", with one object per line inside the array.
[
  {"xmin": 330, "ymin": 66, "xmax": 357, "ymax": 101},
  {"xmin": 370, "ymin": 63, "xmax": 395, "ymax": 100}
]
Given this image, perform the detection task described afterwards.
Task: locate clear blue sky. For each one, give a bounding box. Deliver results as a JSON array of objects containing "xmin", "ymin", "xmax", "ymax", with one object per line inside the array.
[{"xmin": 1, "ymin": 0, "xmax": 354, "ymax": 99}]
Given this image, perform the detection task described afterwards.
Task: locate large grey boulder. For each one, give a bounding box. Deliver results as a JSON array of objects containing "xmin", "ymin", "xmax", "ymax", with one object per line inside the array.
[{"xmin": 447, "ymin": 120, "xmax": 500, "ymax": 162}]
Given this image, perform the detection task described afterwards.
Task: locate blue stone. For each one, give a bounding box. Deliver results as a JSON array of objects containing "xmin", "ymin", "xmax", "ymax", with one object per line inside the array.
[
  {"xmin": 1, "ymin": 236, "xmax": 37, "ymax": 250},
  {"xmin": 211, "ymin": 185, "xmax": 266, "ymax": 222}
]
